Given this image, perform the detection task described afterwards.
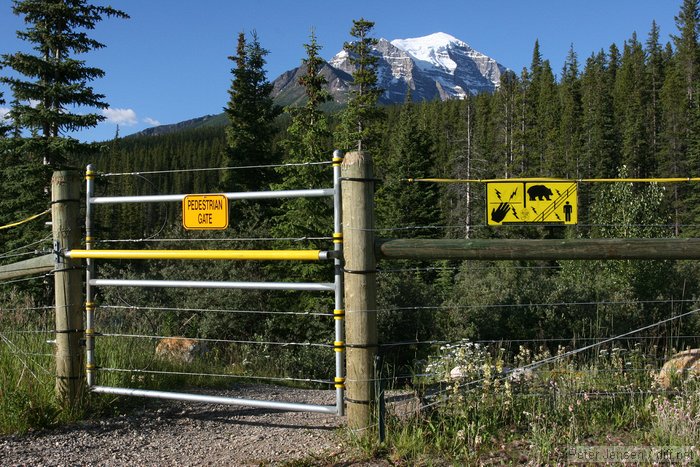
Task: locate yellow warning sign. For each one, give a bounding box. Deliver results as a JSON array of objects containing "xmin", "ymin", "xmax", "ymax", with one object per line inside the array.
[
  {"xmin": 182, "ymin": 194, "xmax": 229, "ymax": 230},
  {"xmin": 486, "ymin": 181, "xmax": 577, "ymax": 225}
]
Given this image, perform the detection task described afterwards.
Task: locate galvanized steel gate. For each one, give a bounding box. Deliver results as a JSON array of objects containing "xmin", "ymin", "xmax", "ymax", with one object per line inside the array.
[{"xmin": 67, "ymin": 152, "xmax": 346, "ymax": 415}]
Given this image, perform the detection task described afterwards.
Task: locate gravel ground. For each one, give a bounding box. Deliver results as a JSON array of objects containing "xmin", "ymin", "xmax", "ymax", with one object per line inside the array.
[{"xmin": 0, "ymin": 385, "xmax": 357, "ymax": 466}]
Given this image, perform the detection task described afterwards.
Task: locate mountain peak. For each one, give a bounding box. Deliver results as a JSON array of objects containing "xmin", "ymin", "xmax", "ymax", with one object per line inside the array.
[
  {"xmin": 274, "ymin": 31, "xmax": 507, "ymax": 105},
  {"xmin": 391, "ymin": 32, "xmax": 465, "ymax": 51}
]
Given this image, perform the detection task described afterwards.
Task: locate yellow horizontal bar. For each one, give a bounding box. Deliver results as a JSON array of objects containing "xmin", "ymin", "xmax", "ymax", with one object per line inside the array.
[
  {"xmin": 405, "ymin": 177, "xmax": 700, "ymax": 184},
  {"xmin": 67, "ymin": 249, "xmax": 324, "ymax": 261}
]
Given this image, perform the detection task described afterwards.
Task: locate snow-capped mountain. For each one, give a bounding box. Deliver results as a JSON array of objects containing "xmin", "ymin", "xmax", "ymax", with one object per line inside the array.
[{"xmin": 272, "ymin": 32, "xmax": 507, "ymax": 105}]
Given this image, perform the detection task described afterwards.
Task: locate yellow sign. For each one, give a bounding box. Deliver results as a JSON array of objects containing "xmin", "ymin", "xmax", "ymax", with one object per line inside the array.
[
  {"xmin": 182, "ymin": 194, "xmax": 229, "ymax": 230},
  {"xmin": 486, "ymin": 181, "xmax": 577, "ymax": 225}
]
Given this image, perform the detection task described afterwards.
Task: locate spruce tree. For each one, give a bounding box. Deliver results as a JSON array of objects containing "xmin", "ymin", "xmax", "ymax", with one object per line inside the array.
[
  {"xmin": 615, "ymin": 33, "xmax": 651, "ymax": 176},
  {"xmin": 559, "ymin": 45, "xmax": 583, "ymax": 178},
  {"xmin": 646, "ymin": 21, "xmax": 667, "ymax": 164},
  {"xmin": 222, "ymin": 31, "xmax": 281, "ymax": 193},
  {"xmin": 493, "ymin": 70, "xmax": 518, "ymax": 177},
  {"xmin": 1, "ymin": 0, "xmax": 128, "ymax": 166},
  {"xmin": 273, "ymin": 29, "xmax": 333, "ymax": 259},
  {"xmin": 337, "ymin": 18, "xmax": 384, "ymax": 153},
  {"xmin": 537, "ymin": 60, "xmax": 561, "ymax": 175},
  {"xmin": 267, "ymin": 30, "xmax": 335, "ymax": 344},
  {"xmin": 665, "ymin": 0, "xmax": 700, "ymax": 234},
  {"xmin": 520, "ymin": 41, "xmax": 544, "ymax": 175},
  {"xmin": 581, "ymin": 51, "xmax": 618, "ymax": 178}
]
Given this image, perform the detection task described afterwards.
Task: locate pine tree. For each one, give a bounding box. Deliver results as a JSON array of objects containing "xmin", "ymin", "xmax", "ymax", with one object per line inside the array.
[
  {"xmin": 646, "ymin": 21, "xmax": 667, "ymax": 165},
  {"xmin": 264, "ymin": 33, "xmax": 335, "ymax": 346},
  {"xmin": 559, "ymin": 45, "xmax": 583, "ymax": 178},
  {"xmin": 581, "ymin": 50, "xmax": 618, "ymax": 178},
  {"xmin": 615, "ymin": 33, "xmax": 651, "ymax": 176},
  {"xmin": 376, "ymin": 94, "xmax": 439, "ymax": 234},
  {"xmin": 337, "ymin": 18, "xmax": 384, "ymax": 153},
  {"xmin": 222, "ymin": 31, "xmax": 281, "ymax": 193},
  {"xmin": 273, "ymin": 29, "xmax": 333, "ymax": 253},
  {"xmin": 493, "ymin": 70, "xmax": 518, "ymax": 177},
  {"xmin": 520, "ymin": 41, "xmax": 544, "ymax": 175},
  {"xmin": 1, "ymin": 0, "xmax": 128, "ymax": 166},
  {"xmin": 537, "ymin": 60, "xmax": 561, "ymax": 175},
  {"xmin": 663, "ymin": 0, "xmax": 700, "ymax": 235}
]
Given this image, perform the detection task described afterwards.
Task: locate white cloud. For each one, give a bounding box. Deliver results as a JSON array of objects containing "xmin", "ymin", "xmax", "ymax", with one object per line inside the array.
[
  {"xmin": 102, "ymin": 107, "xmax": 138, "ymax": 126},
  {"xmin": 143, "ymin": 117, "xmax": 161, "ymax": 126},
  {"xmin": 0, "ymin": 107, "xmax": 10, "ymax": 121}
]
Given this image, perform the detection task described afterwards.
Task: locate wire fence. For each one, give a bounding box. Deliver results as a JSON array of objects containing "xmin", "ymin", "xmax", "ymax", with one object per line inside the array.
[{"xmin": 5, "ymin": 162, "xmax": 700, "ymax": 425}]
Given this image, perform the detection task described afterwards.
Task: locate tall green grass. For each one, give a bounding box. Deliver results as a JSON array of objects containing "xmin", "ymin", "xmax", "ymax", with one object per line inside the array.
[
  {"xmin": 354, "ymin": 340, "xmax": 700, "ymax": 465},
  {"xmin": 0, "ymin": 331, "xmax": 63, "ymax": 433}
]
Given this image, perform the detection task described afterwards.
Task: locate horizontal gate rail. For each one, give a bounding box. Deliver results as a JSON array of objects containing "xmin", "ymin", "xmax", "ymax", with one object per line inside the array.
[
  {"xmin": 91, "ymin": 188, "xmax": 334, "ymax": 205},
  {"xmin": 66, "ymin": 249, "xmax": 333, "ymax": 261},
  {"xmin": 90, "ymin": 278, "xmax": 335, "ymax": 291},
  {"xmin": 376, "ymin": 238, "xmax": 700, "ymax": 261},
  {"xmin": 91, "ymin": 386, "xmax": 337, "ymax": 414}
]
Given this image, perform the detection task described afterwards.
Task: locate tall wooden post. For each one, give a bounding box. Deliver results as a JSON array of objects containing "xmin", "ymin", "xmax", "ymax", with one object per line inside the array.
[
  {"xmin": 342, "ymin": 151, "xmax": 378, "ymax": 431},
  {"xmin": 51, "ymin": 170, "xmax": 84, "ymax": 408}
]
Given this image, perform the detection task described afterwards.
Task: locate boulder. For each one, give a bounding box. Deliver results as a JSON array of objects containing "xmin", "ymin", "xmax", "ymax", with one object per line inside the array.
[{"xmin": 657, "ymin": 349, "xmax": 700, "ymax": 389}]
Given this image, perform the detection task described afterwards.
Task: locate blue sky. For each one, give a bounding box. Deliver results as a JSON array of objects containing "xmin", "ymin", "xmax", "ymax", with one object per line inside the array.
[{"xmin": 0, "ymin": 0, "xmax": 685, "ymax": 142}]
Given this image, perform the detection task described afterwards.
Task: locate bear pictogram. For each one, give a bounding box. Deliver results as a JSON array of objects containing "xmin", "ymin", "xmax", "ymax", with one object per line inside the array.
[{"xmin": 527, "ymin": 185, "xmax": 553, "ymax": 201}]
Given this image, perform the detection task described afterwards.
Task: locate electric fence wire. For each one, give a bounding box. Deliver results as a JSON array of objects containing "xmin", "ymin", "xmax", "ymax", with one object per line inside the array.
[
  {"xmin": 416, "ymin": 306, "xmax": 700, "ymax": 410},
  {"xmin": 97, "ymin": 367, "xmax": 332, "ymax": 386},
  {"xmin": 0, "ymin": 332, "xmax": 51, "ymax": 379},
  {"xmin": 99, "ymin": 304, "xmax": 334, "ymax": 317},
  {"xmin": 0, "ymin": 305, "xmax": 52, "ymax": 313},
  {"xmin": 0, "ymin": 234, "xmax": 52, "ymax": 260},
  {"xmin": 99, "ymin": 160, "xmax": 333, "ymax": 177},
  {"xmin": 353, "ymin": 298, "xmax": 697, "ymax": 315},
  {"xmin": 0, "ymin": 272, "xmax": 52, "ymax": 287},
  {"xmin": 98, "ymin": 333, "xmax": 333, "ymax": 348},
  {"xmin": 352, "ymin": 366, "xmax": 679, "ymax": 385}
]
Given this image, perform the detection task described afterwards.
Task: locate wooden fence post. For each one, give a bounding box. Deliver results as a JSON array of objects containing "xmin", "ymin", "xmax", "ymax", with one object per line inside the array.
[
  {"xmin": 342, "ymin": 151, "xmax": 378, "ymax": 431},
  {"xmin": 51, "ymin": 170, "xmax": 84, "ymax": 408}
]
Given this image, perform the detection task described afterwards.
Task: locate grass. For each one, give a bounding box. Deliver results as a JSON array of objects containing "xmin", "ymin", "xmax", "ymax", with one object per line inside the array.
[
  {"xmin": 0, "ymin": 324, "xmax": 334, "ymax": 434},
  {"xmin": 4, "ymin": 314, "xmax": 700, "ymax": 465},
  {"xmin": 0, "ymin": 330, "xmax": 65, "ymax": 433},
  {"xmin": 348, "ymin": 340, "xmax": 700, "ymax": 465}
]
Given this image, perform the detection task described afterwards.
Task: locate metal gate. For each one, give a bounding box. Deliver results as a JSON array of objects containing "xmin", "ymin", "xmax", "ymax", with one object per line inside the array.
[{"xmin": 66, "ymin": 151, "xmax": 346, "ymax": 415}]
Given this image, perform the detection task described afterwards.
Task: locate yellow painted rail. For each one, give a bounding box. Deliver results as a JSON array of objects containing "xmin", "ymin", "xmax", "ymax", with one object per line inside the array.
[
  {"xmin": 405, "ymin": 177, "xmax": 700, "ymax": 184},
  {"xmin": 66, "ymin": 249, "xmax": 328, "ymax": 261}
]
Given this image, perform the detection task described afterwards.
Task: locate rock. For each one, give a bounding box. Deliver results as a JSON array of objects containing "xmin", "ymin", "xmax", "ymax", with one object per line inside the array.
[{"xmin": 657, "ymin": 349, "xmax": 700, "ymax": 389}]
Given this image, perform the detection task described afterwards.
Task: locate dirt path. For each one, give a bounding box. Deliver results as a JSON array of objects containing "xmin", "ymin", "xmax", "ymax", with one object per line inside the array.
[{"xmin": 0, "ymin": 385, "xmax": 357, "ymax": 466}]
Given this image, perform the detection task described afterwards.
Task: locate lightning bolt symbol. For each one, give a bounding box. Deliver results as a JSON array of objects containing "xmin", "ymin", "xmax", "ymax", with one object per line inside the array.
[
  {"xmin": 555, "ymin": 213, "xmax": 561, "ymax": 220},
  {"xmin": 495, "ymin": 189, "xmax": 502, "ymax": 201},
  {"xmin": 556, "ymin": 190, "xmax": 561, "ymax": 197},
  {"xmin": 509, "ymin": 188, "xmax": 518, "ymax": 201},
  {"xmin": 532, "ymin": 207, "xmax": 538, "ymax": 214},
  {"xmin": 512, "ymin": 207, "xmax": 519, "ymax": 219}
]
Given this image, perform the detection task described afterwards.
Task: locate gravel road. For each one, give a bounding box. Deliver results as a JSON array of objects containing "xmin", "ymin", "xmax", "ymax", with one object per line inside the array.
[{"xmin": 0, "ymin": 385, "xmax": 356, "ymax": 466}]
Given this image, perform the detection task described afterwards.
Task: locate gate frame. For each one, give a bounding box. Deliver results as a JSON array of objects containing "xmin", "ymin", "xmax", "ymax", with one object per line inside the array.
[{"xmin": 79, "ymin": 153, "xmax": 345, "ymax": 415}]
